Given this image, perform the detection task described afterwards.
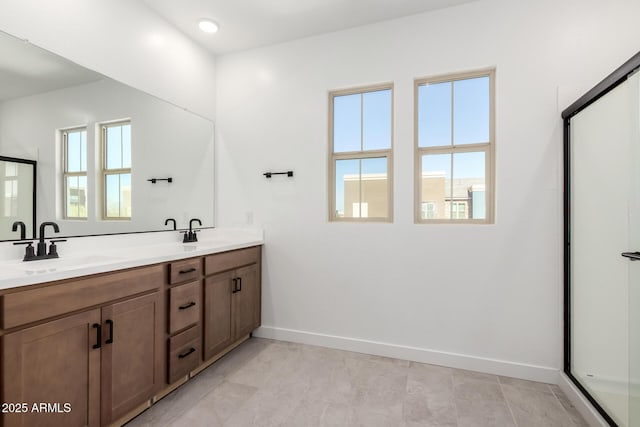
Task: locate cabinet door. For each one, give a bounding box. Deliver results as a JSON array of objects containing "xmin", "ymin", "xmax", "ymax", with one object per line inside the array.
[
  {"xmin": 233, "ymin": 264, "xmax": 261, "ymax": 339},
  {"xmin": 2, "ymin": 309, "xmax": 101, "ymax": 427},
  {"xmin": 100, "ymin": 292, "xmax": 162, "ymax": 425},
  {"xmin": 203, "ymin": 271, "xmax": 233, "ymax": 360}
]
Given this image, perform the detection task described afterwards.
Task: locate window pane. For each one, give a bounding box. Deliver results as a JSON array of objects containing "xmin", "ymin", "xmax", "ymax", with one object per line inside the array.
[
  {"xmin": 105, "ymin": 174, "xmax": 119, "ymax": 217},
  {"xmin": 80, "ymin": 131, "xmax": 87, "ymax": 172},
  {"xmin": 452, "ymin": 151, "xmax": 486, "ymax": 219},
  {"xmin": 120, "ymin": 173, "xmax": 132, "ymax": 217},
  {"xmin": 335, "ymin": 159, "xmax": 359, "ymax": 218},
  {"xmin": 4, "ymin": 179, "xmax": 18, "ymax": 217},
  {"xmin": 5, "ymin": 162, "xmax": 17, "ymax": 177},
  {"xmin": 363, "ymin": 89, "xmax": 391, "ymax": 150},
  {"xmin": 333, "ymin": 94, "xmax": 361, "ymax": 153},
  {"xmin": 360, "ymin": 157, "xmax": 387, "ymax": 218},
  {"xmin": 105, "ymin": 173, "xmax": 132, "ymax": 218},
  {"xmin": 67, "ymin": 132, "xmax": 81, "ymax": 172},
  {"xmin": 453, "ymin": 76, "xmax": 490, "ymax": 145},
  {"xmin": 106, "ymin": 126, "xmax": 123, "ymax": 169},
  {"xmin": 421, "ymin": 153, "xmax": 452, "ymax": 219},
  {"xmin": 65, "ymin": 176, "xmax": 87, "ymax": 218},
  {"xmin": 122, "ymin": 124, "xmax": 131, "ymax": 168},
  {"xmin": 418, "ymin": 82, "xmax": 452, "ymax": 147}
]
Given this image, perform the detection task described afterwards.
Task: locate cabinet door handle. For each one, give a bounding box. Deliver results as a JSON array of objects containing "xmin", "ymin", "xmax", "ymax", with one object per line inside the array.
[
  {"xmin": 106, "ymin": 319, "xmax": 114, "ymax": 344},
  {"xmin": 237, "ymin": 277, "xmax": 242, "ymax": 292},
  {"xmin": 92, "ymin": 323, "xmax": 101, "ymax": 349},
  {"xmin": 232, "ymin": 278, "xmax": 238, "ymax": 293},
  {"xmin": 179, "ymin": 268, "xmax": 197, "ymax": 274},
  {"xmin": 179, "ymin": 301, "xmax": 196, "ymax": 310},
  {"xmin": 178, "ymin": 348, "xmax": 196, "ymax": 359}
]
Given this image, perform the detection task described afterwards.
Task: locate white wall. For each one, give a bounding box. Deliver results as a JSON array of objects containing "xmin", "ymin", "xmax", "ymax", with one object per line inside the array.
[
  {"xmin": 0, "ymin": 0, "xmax": 216, "ymax": 120},
  {"xmin": 0, "ymin": 79, "xmax": 214, "ymax": 236},
  {"xmin": 215, "ymin": 0, "xmax": 640, "ymax": 381}
]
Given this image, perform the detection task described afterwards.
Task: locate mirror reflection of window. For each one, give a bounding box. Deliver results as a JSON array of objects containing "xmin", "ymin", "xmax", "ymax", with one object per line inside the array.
[
  {"xmin": 3, "ymin": 162, "xmax": 19, "ymax": 217},
  {"xmin": 102, "ymin": 121, "xmax": 132, "ymax": 220},
  {"xmin": 62, "ymin": 127, "xmax": 88, "ymax": 219},
  {"xmin": 0, "ymin": 158, "xmax": 35, "ymax": 240}
]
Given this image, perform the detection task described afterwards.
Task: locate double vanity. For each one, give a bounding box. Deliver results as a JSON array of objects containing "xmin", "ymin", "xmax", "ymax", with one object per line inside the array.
[{"xmin": 0, "ymin": 228, "xmax": 263, "ymax": 427}]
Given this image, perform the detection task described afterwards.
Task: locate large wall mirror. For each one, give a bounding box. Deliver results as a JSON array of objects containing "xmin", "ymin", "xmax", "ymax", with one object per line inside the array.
[{"xmin": 0, "ymin": 31, "xmax": 214, "ymax": 242}]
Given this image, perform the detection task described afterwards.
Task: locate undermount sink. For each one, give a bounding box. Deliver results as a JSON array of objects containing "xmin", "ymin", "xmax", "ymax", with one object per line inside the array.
[
  {"xmin": 184, "ymin": 239, "xmax": 231, "ymax": 248},
  {"xmin": 20, "ymin": 254, "xmax": 124, "ymax": 273}
]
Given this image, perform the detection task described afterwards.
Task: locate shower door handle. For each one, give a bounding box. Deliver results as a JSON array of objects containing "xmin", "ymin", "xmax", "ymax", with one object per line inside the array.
[{"xmin": 621, "ymin": 252, "xmax": 640, "ymax": 261}]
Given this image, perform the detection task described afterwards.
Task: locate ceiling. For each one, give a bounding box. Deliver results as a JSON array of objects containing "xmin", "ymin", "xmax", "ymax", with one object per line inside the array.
[{"xmin": 141, "ymin": 0, "xmax": 477, "ymax": 55}]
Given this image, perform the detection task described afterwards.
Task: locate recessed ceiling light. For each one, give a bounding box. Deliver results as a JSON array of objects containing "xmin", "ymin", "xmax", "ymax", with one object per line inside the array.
[{"xmin": 198, "ymin": 19, "xmax": 219, "ymax": 34}]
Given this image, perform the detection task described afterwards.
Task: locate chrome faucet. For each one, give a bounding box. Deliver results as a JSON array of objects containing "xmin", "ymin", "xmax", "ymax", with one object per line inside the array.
[{"xmin": 183, "ymin": 218, "xmax": 202, "ymax": 243}]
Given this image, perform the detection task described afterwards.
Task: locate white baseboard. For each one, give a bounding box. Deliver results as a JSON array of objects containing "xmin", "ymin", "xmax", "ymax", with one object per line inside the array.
[
  {"xmin": 558, "ymin": 373, "xmax": 609, "ymax": 427},
  {"xmin": 253, "ymin": 325, "xmax": 559, "ymax": 384}
]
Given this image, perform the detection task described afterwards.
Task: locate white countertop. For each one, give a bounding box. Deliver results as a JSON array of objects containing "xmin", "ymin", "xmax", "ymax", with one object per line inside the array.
[{"xmin": 0, "ymin": 228, "xmax": 263, "ymax": 290}]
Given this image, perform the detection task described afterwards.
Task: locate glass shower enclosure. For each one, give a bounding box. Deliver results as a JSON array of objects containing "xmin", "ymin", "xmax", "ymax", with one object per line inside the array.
[{"xmin": 563, "ymin": 52, "xmax": 640, "ymax": 427}]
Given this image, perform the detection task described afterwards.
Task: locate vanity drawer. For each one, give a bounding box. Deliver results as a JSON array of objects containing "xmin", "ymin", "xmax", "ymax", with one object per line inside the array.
[
  {"xmin": 169, "ymin": 258, "xmax": 202, "ymax": 284},
  {"xmin": 168, "ymin": 326, "xmax": 201, "ymax": 384},
  {"xmin": 1, "ymin": 264, "xmax": 163, "ymax": 330},
  {"xmin": 168, "ymin": 280, "xmax": 201, "ymax": 334},
  {"xmin": 205, "ymin": 246, "xmax": 260, "ymax": 276}
]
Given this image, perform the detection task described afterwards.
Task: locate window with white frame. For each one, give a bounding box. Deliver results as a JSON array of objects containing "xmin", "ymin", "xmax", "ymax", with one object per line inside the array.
[
  {"xmin": 62, "ymin": 127, "xmax": 88, "ymax": 219},
  {"xmin": 329, "ymin": 84, "xmax": 393, "ymax": 221},
  {"xmin": 102, "ymin": 121, "xmax": 132, "ymax": 219},
  {"xmin": 415, "ymin": 69, "xmax": 494, "ymax": 223}
]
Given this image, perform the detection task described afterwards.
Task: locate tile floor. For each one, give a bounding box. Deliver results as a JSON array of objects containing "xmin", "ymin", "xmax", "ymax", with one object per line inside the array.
[{"xmin": 126, "ymin": 338, "xmax": 588, "ymax": 427}]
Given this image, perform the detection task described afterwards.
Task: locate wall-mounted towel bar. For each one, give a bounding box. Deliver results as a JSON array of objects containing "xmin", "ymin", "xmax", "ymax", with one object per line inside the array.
[
  {"xmin": 147, "ymin": 178, "xmax": 173, "ymax": 184},
  {"xmin": 263, "ymin": 171, "xmax": 293, "ymax": 178}
]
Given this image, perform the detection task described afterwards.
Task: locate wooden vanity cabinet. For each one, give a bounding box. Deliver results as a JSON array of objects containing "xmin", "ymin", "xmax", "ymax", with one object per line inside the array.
[
  {"xmin": 0, "ymin": 245, "xmax": 261, "ymax": 427},
  {"xmin": 0, "ymin": 265, "xmax": 164, "ymax": 427},
  {"xmin": 203, "ymin": 247, "xmax": 261, "ymax": 360}
]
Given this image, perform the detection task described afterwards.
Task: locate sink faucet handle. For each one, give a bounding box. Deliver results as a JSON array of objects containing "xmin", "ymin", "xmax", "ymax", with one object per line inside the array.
[
  {"xmin": 48, "ymin": 239, "xmax": 66, "ymax": 257},
  {"xmin": 13, "ymin": 241, "xmax": 36, "ymax": 261}
]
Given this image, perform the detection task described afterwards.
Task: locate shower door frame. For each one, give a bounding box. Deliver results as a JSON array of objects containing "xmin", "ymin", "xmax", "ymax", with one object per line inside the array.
[{"xmin": 562, "ymin": 51, "xmax": 640, "ymax": 427}]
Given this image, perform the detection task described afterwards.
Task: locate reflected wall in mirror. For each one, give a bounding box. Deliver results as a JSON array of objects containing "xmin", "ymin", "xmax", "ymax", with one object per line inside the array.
[
  {"xmin": 0, "ymin": 31, "xmax": 214, "ymax": 241},
  {"xmin": 0, "ymin": 156, "xmax": 35, "ymax": 240}
]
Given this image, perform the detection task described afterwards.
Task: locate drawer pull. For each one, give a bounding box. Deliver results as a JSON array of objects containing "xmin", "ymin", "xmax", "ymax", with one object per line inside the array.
[
  {"xmin": 92, "ymin": 323, "xmax": 101, "ymax": 349},
  {"xmin": 178, "ymin": 347, "xmax": 196, "ymax": 359},
  {"xmin": 106, "ymin": 319, "xmax": 114, "ymax": 344},
  {"xmin": 179, "ymin": 268, "xmax": 197, "ymax": 275},
  {"xmin": 178, "ymin": 301, "xmax": 196, "ymax": 310}
]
